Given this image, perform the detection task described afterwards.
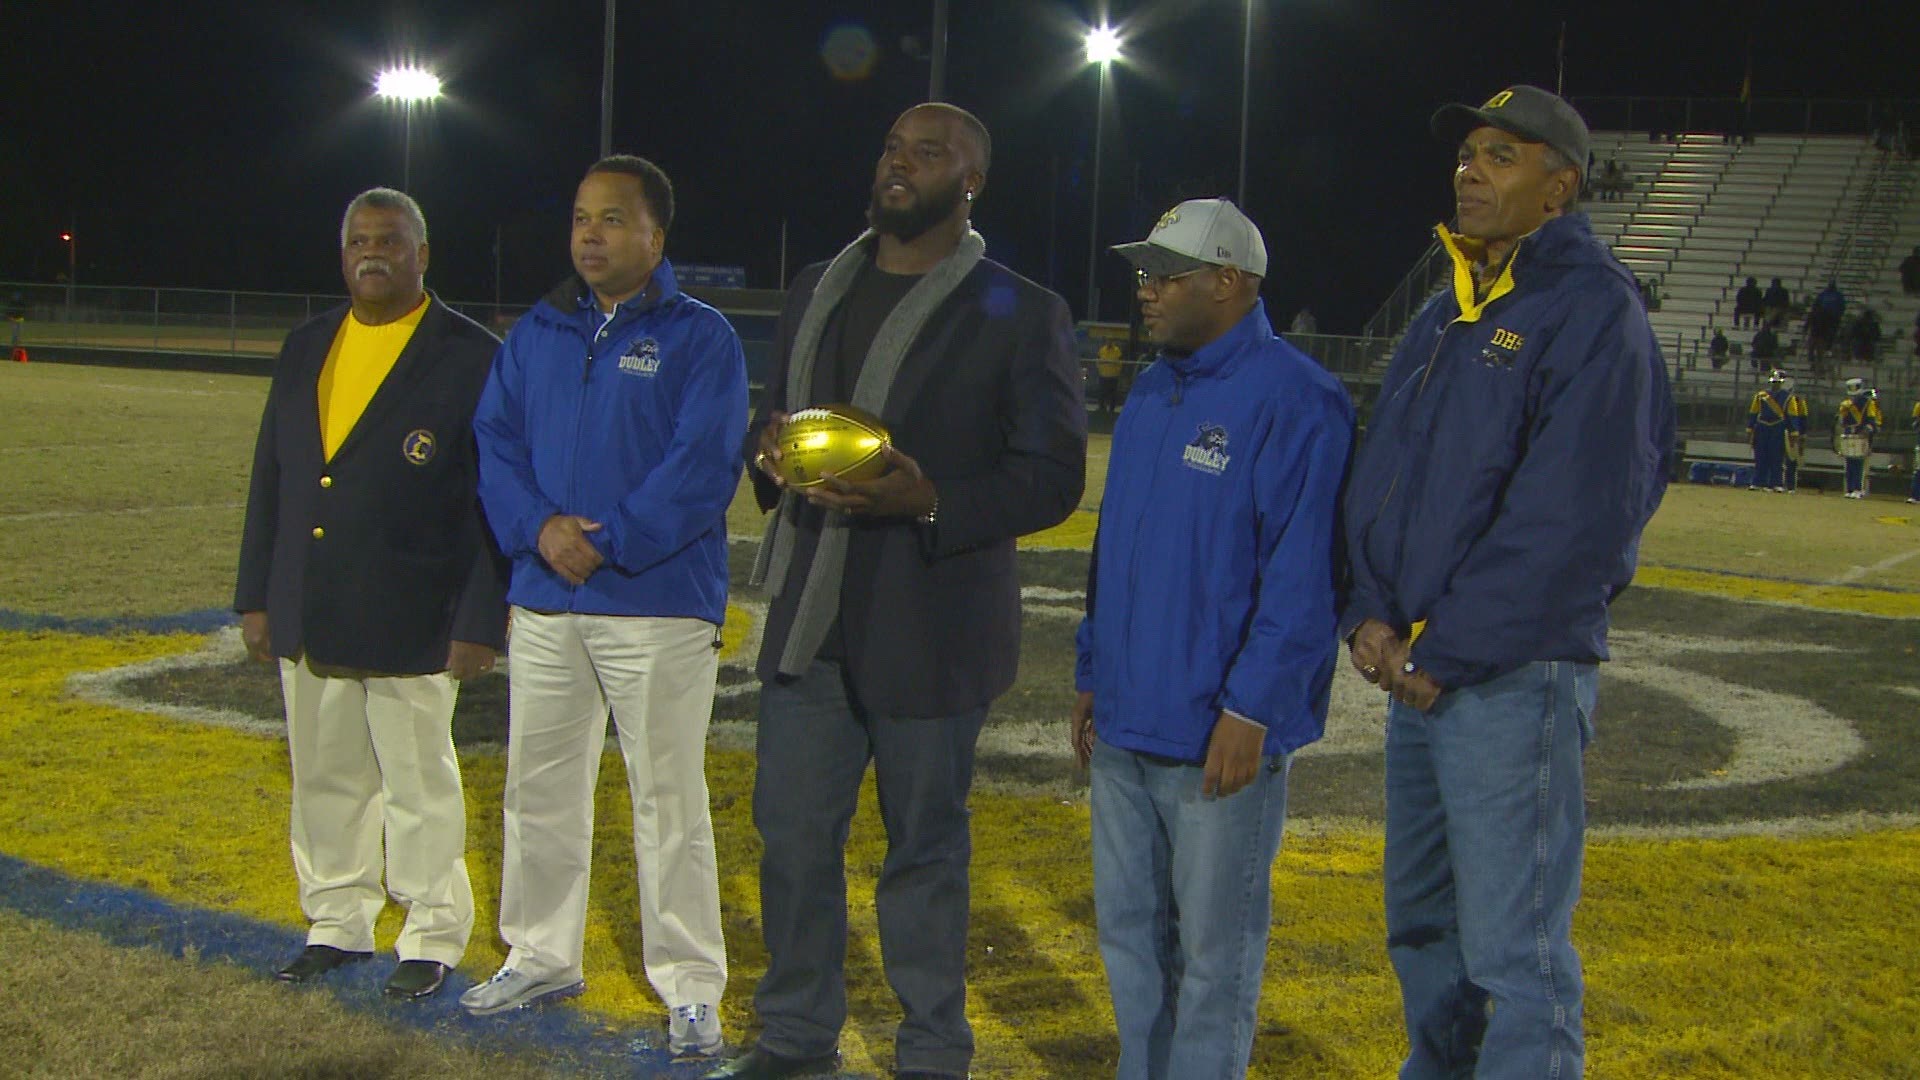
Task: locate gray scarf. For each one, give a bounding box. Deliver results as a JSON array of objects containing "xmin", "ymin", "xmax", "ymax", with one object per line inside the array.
[{"xmin": 750, "ymin": 228, "xmax": 986, "ymax": 676}]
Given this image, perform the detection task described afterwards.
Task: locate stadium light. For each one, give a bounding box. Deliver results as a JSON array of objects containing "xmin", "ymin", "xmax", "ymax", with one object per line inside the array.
[
  {"xmin": 1083, "ymin": 24, "xmax": 1121, "ymax": 320},
  {"xmin": 374, "ymin": 67, "xmax": 442, "ymax": 101},
  {"xmin": 373, "ymin": 66, "xmax": 443, "ymax": 191},
  {"xmin": 1084, "ymin": 24, "xmax": 1122, "ymax": 65}
]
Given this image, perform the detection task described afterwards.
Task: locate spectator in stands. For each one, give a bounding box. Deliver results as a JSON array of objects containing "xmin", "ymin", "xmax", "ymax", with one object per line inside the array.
[
  {"xmin": 1290, "ymin": 306, "xmax": 1318, "ymax": 336},
  {"xmin": 1600, "ymin": 157, "xmax": 1627, "ymax": 201},
  {"xmin": 1851, "ymin": 307, "xmax": 1882, "ymax": 361},
  {"xmin": 1751, "ymin": 322, "xmax": 1780, "ymax": 368},
  {"xmin": 1746, "ymin": 369, "xmax": 1806, "ymax": 492},
  {"xmin": 1732, "ymin": 277, "xmax": 1764, "ymax": 328},
  {"xmin": 1899, "ymin": 245, "xmax": 1920, "ymax": 297},
  {"xmin": 1709, "ymin": 328, "xmax": 1730, "ymax": 369},
  {"xmin": 1762, "ymin": 277, "xmax": 1792, "ymax": 323},
  {"xmin": 1807, "ymin": 279, "xmax": 1846, "ymax": 369},
  {"xmin": 1835, "ymin": 378, "xmax": 1882, "ymax": 498}
]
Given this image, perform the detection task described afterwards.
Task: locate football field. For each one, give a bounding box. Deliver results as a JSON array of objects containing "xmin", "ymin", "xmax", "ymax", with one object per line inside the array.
[{"xmin": 2, "ymin": 358, "xmax": 1917, "ymax": 1078}]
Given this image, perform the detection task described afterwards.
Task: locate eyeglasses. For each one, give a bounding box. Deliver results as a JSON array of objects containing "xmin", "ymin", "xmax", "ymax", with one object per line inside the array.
[{"xmin": 1135, "ymin": 266, "xmax": 1212, "ymax": 291}]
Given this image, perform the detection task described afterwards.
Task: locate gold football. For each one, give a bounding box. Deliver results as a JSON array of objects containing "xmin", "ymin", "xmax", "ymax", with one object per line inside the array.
[{"xmin": 776, "ymin": 404, "xmax": 891, "ymax": 488}]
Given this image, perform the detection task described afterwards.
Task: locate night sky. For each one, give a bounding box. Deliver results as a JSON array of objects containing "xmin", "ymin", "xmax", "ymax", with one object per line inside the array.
[{"xmin": 6, "ymin": 1, "xmax": 1913, "ymax": 332}]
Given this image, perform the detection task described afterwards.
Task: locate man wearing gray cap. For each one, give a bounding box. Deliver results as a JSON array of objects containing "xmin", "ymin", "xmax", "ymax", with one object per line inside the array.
[
  {"xmin": 1340, "ymin": 87, "xmax": 1673, "ymax": 1078},
  {"xmin": 1071, "ymin": 197, "xmax": 1353, "ymax": 1078}
]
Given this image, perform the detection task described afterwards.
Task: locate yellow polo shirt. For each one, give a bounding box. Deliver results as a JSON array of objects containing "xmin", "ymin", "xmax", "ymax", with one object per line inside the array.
[{"xmin": 317, "ymin": 296, "xmax": 428, "ymax": 461}]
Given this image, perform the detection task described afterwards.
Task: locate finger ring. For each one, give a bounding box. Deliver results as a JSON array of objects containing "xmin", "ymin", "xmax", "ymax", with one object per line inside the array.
[
  {"xmin": 754, "ymin": 451, "xmax": 768, "ymax": 469},
  {"xmin": 1402, "ymin": 661, "xmax": 1418, "ymax": 675},
  {"xmin": 1361, "ymin": 665, "xmax": 1379, "ymax": 680}
]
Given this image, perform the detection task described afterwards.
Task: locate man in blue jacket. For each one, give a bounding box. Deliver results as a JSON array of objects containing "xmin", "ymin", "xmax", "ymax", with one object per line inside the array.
[
  {"xmin": 467, "ymin": 156, "xmax": 747, "ymax": 1059},
  {"xmin": 1072, "ymin": 198, "xmax": 1352, "ymax": 1079},
  {"xmin": 1342, "ymin": 87, "xmax": 1672, "ymax": 1079}
]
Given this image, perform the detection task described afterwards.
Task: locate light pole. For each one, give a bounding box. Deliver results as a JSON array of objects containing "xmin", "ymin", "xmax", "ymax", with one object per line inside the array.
[
  {"xmin": 600, "ymin": 1, "xmax": 615, "ymax": 156},
  {"xmin": 1084, "ymin": 24, "xmax": 1121, "ymax": 322},
  {"xmin": 60, "ymin": 229, "xmax": 75, "ymax": 319},
  {"xmin": 374, "ymin": 66, "xmax": 442, "ymax": 191},
  {"xmin": 1238, "ymin": 0, "xmax": 1254, "ymax": 206}
]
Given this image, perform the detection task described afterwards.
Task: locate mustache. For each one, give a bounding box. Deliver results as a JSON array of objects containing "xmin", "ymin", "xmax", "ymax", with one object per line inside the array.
[{"xmin": 354, "ymin": 259, "xmax": 392, "ymax": 278}]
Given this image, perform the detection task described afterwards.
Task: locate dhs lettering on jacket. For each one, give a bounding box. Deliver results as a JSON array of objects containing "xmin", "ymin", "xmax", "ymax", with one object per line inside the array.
[
  {"xmin": 617, "ymin": 338, "xmax": 662, "ymax": 377},
  {"xmin": 1182, "ymin": 423, "xmax": 1231, "ymax": 476},
  {"xmin": 1476, "ymin": 327, "xmax": 1526, "ymax": 369}
]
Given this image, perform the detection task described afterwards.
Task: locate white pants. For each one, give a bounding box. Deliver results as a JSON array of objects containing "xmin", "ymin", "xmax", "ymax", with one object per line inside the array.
[
  {"xmin": 280, "ymin": 657, "xmax": 474, "ymax": 966},
  {"xmin": 496, "ymin": 608, "xmax": 727, "ymax": 1008}
]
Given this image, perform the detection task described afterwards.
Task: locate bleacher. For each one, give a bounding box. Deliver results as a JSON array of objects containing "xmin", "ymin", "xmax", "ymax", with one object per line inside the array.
[{"xmin": 1583, "ymin": 131, "xmax": 1920, "ymax": 408}]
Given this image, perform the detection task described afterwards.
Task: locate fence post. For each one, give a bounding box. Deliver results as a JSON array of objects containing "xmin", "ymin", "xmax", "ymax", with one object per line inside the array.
[
  {"xmin": 229, "ymin": 292, "xmax": 238, "ymax": 355},
  {"xmin": 152, "ymin": 289, "xmax": 160, "ymax": 350}
]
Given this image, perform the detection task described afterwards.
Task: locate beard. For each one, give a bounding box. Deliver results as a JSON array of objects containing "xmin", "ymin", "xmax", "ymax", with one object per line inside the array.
[{"xmin": 867, "ymin": 173, "xmax": 966, "ymax": 243}]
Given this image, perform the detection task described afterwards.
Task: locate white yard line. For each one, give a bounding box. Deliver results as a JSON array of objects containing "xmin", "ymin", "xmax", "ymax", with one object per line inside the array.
[{"xmin": 0, "ymin": 502, "xmax": 242, "ymax": 524}]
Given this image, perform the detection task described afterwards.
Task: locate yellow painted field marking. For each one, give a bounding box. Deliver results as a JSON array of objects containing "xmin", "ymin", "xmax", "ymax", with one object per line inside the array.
[{"xmin": 1637, "ymin": 565, "xmax": 1920, "ymax": 618}]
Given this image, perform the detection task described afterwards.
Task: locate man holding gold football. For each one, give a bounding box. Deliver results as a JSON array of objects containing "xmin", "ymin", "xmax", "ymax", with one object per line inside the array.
[{"xmin": 712, "ymin": 103, "xmax": 1086, "ymax": 1080}]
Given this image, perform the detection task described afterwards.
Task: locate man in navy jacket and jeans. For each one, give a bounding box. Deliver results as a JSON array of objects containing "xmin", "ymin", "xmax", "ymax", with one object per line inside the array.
[
  {"xmin": 1343, "ymin": 87, "xmax": 1672, "ymax": 1079},
  {"xmin": 1071, "ymin": 198, "xmax": 1352, "ymax": 1079},
  {"xmin": 468, "ymin": 155, "xmax": 746, "ymax": 1057}
]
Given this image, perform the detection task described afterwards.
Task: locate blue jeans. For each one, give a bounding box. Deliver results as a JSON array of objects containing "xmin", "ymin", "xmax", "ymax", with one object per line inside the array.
[
  {"xmin": 1091, "ymin": 739, "xmax": 1290, "ymax": 1080},
  {"xmin": 750, "ymin": 661, "xmax": 985, "ymax": 1076},
  {"xmin": 1384, "ymin": 661, "xmax": 1597, "ymax": 1080}
]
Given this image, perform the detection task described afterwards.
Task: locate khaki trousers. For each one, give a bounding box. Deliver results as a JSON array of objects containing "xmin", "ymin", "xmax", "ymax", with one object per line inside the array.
[
  {"xmin": 280, "ymin": 657, "xmax": 474, "ymax": 965},
  {"xmin": 494, "ymin": 608, "xmax": 726, "ymax": 1008}
]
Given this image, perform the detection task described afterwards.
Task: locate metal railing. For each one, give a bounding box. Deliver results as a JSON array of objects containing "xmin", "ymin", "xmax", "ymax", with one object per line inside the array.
[
  {"xmin": 1567, "ymin": 96, "xmax": 1920, "ymax": 138},
  {"xmin": 1, "ymin": 279, "xmax": 780, "ymax": 381},
  {"xmin": 1360, "ymin": 239, "xmax": 1446, "ymax": 346}
]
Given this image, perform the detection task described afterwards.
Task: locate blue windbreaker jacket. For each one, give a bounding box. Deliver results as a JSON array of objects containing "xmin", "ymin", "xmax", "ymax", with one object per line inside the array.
[
  {"xmin": 474, "ymin": 261, "xmax": 748, "ymax": 623},
  {"xmin": 1076, "ymin": 302, "xmax": 1355, "ymax": 760},
  {"xmin": 1340, "ymin": 213, "xmax": 1674, "ymax": 690}
]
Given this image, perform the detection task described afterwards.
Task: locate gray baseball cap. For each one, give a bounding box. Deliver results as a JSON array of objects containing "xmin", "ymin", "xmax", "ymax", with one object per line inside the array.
[
  {"xmin": 1111, "ymin": 197, "xmax": 1268, "ymax": 278},
  {"xmin": 1431, "ymin": 85, "xmax": 1590, "ymax": 177}
]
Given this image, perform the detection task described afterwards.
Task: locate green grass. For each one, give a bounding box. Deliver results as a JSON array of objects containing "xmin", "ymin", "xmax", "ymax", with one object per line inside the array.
[
  {"xmin": 0, "ymin": 909, "xmax": 578, "ymax": 1079},
  {"xmin": 3, "ymin": 357, "xmax": 1920, "ymax": 1078}
]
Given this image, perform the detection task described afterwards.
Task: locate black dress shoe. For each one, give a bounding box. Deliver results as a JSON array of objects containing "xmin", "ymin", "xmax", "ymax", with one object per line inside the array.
[
  {"xmin": 275, "ymin": 944, "xmax": 373, "ymax": 982},
  {"xmin": 383, "ymin": 959, "xmax": 449, "ymax": 1000},
  {"xmin": 701, "ymin": 1044, "xmax": 840, "ymax": 1079}
]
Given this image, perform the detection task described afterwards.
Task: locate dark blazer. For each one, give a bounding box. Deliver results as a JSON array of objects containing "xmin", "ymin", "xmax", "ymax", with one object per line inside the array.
[
  {"xmin": 748, "ymin": 252, "xmax": 1087, "ymax": 717},
  {"xmin": 235, "ymin": 295, "xmax": 509, "ymax": 675}
]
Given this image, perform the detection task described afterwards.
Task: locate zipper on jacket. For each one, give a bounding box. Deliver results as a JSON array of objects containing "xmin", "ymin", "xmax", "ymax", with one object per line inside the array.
[
  {"xmin": 1119, "ymin": 379, "xmax": 1180, "ymax": 693},
  {"xmin": 564, "ymin": 315, "xmax": 614, "ymax": 604}
]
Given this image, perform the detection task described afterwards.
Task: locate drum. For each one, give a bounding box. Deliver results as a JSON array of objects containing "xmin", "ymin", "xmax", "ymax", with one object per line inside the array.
[{"xmin": 1837, "ymin": 433, "xmax": 1871, "ymax": 459}]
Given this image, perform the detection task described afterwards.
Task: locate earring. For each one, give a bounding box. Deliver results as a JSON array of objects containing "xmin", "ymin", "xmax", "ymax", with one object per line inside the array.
[{"xmin": 965, "ymin": 191, "xmax": 974, "ymax": 202}]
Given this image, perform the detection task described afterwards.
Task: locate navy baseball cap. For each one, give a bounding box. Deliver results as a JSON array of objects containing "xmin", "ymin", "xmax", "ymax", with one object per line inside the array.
[{"xmin": 1431, "ymin": 85, "xmax": 1590, "ymax": 176}]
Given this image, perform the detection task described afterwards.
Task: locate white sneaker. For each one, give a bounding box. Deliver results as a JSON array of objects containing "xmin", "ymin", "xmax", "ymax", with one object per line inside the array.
[
  {"xmin": 458, "ymin": 966, "xmax": 586, "ymax": 1016},
  {"xmin": 668, "ymin": 1001, "xmax": 724, "ymax": 1056}
]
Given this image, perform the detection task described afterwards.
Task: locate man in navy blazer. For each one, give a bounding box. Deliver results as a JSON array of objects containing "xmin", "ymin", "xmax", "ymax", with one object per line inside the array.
[{"xmin": 234, "ymin": 187, "xmax": 508, "ymax": 1001}]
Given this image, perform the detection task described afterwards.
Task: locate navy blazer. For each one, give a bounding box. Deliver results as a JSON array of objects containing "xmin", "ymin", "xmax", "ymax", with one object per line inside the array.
[
  {"xmin": 748, "ymin": 254, "xmax": 1087, "ymax": 717},
  {"xmin": 235, "ymin": 295, "xmax": 509, "ymax": 674}
]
